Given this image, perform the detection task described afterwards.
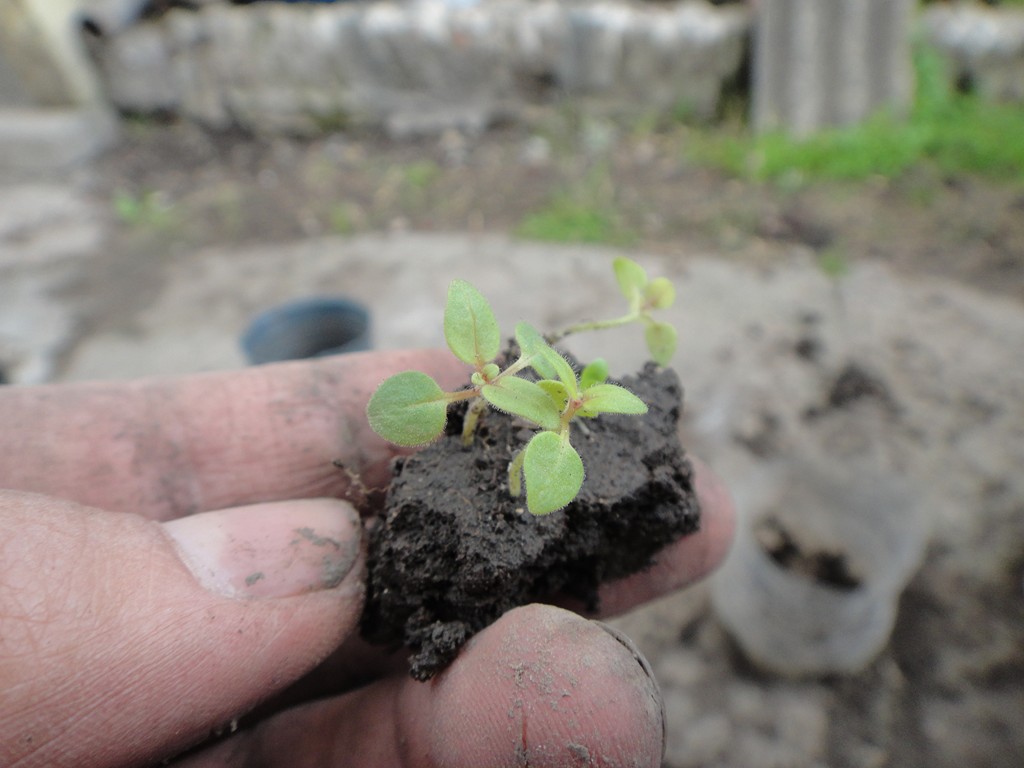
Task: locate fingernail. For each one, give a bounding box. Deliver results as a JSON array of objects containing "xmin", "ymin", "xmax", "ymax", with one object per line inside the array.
[
  {"xmin": 163, "ymin": 499, "xmax": 361, "ymax": 599},
  {"xmin": 594, "ymin": 621, "xmax": 666, "ymax": 762}
]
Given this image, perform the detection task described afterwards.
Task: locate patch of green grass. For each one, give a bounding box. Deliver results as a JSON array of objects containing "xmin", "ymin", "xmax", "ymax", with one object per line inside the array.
[
  {"xmin": 517, "ymin": 161, "xmax": 637, "ymax": 246},
  {"xmin": 688, "ymin": 44, "xmax": 1024, "ymax": 183},
  {"xmin": 516, "ymin": 196, "xmax": 637, "ymax": 246},
  {"xmin": 113, "ymin": 189, "xmax": 177, "ymax": 230},
  {"xmin": 328, "ymin": 202, "xmax": 360, "ymax": 235},
  {"xmin": 817, "ymin": 247, "xmax": 850, "ymax": 280},
  {"xmin": 691, "ymin": 114, "xmax": 926, "ymax": 181},
  {"xmin": 403, "ymin": 160, "xmax": 440, "ymax": 191},
  {"xmin": 310, "ymin": 108, "xmax": 353, "ymax": 134},
  {"xmin": 393, "ymin": 160, "xmax": 441, "ymax": 211},
  {"xmin": 922, "ymin": 97, "xmax": 1024, "ymax": 178}
]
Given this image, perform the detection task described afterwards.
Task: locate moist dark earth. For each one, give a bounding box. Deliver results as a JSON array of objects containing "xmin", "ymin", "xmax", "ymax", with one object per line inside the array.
[{"xmin": 361, "ymin": 362, "xmax": 700, "ymax": 680}]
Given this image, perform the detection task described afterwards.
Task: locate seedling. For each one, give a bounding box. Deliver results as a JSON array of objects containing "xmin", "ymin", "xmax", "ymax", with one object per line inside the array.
[
  {"xmin": 366, "ymin": 257, "xmax": 678, "ymax": 515},
  {"xmin": 112, "ymin": 189, "xmax": 176, "ymax": 230},
  {"xmin": 549, "ymin": 256, "xmax": 677, "ymax": 366}
]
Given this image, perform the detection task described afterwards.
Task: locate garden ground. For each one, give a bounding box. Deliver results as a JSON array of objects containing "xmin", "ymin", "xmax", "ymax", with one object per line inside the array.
[{"xmin": 2, "ymin": 115, "xmax": 1022, "ymax": 766}]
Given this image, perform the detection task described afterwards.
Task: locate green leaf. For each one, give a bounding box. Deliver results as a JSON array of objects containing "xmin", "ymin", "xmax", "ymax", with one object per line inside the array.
[
  {"xmin": 481, "ymin": 377, "xmax": 561, "ymax": 430},
  {"xmin": 613, "ymin": 257, "xmax": 648, "ymax": 307},
  {"xmin": 578, "ymin": 383, "xmax": 648, "ymax": 417},
  {"xmin": 444, "ymin": 280, "xmax": 501, "ymax": 366},
  {"xmin": 645, "ymin": 321, "xmax": 677, "ymax": 366},
  {"xmin": 579, "ymin": 358, "xmax": 609, "ymax": 390},
  {"xmin": 537, "ymin": 380, "xmax": 570, "ymax": 412},
  {"xmin": 471, "ymin": 362, "xmax": 501, "ymax": 388},
  {"xmin": 538, "ymin": 347, "xmax": 579, "ymax": 397},
  {"xmin": 644, "ymin": 277, "xmax": 676, "ymax": 310},
  {"xmin": 515, "ymin": 322, "xmax": 558, "ymax": 380},
  {"xmin": 523, "ymin": 431, "xmax": 584, "ymax": 515},
  {"xmin": 366, "ymin": 371, "xmax": 449, "ymax": 446}
]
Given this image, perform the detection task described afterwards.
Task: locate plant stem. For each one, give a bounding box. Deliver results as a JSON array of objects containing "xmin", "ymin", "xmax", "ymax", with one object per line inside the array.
[
  {"xmin": 444, "ymin": 388, "xmax": 481, "ymax": 404},
  {"xmin": 508, "ymin": 448, "xmax": 525, "ymax": 499},
  {"xmin": 548, "ymin": 312, "xmax": 638, "ymax": 343},
  {"xmin": 498, "ymin": 354, "xmax": 534, "ymax": 379},
  {"xmin": 461, "ymin": 397, "xmax": 489, "ymax": 446}
]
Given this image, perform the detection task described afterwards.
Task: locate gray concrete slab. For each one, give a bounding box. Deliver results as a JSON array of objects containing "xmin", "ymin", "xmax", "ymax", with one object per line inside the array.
[{"xmin": 0, "ymin": 108, "xmax": 118, "ymax": 179}]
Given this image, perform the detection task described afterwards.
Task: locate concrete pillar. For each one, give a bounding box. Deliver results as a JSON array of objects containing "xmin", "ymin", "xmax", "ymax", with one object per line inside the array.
[
  {"xmin": 0, "ymin": 0, "xmax": 107, "ymax": 106},
  {"xmin": 0, "ymin": 0, "xmax": 117, "ymax": 177},
  {"xmin": 752, "ymin": 0, "xmax": 915, "ymax": 137}
]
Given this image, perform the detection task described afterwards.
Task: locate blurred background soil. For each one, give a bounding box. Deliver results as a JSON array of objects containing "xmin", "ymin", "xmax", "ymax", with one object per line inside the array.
[
  {"xmin": 89, "ymin": 116, "xmax": 1024, "ymax": 321},
  {"xmin": 70, "ymin": 116, "xmax": 1023, "ymax": 768}
]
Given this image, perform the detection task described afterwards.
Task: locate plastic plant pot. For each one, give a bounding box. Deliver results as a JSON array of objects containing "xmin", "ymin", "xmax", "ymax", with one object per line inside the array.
[
  {"xmin": 710, "ymin": 457, "xmax": 927, "ymax": 676},
  {"xmin": 241, "ymin": 297, "xmax": 371, "ymax": 364}
]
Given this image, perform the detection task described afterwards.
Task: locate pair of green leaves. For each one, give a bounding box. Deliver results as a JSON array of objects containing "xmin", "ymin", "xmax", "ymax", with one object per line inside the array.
[
  {"xmin": 366, "ymin": 280, "xmax": 503, "ymax": 447},
  {"xmin": 508, "ymin": 350, "xmax": 646, "ymax": 514},
  {"xmin": 549, "ymin": 257, "xmax": 677, "ymax": 366},
  {"xmin": 611, "ymin": 257, "xmax": 678, "ymax": 367}
]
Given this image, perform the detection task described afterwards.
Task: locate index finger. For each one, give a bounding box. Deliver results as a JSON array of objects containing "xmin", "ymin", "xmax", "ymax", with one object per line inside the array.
[{"xmin": 0, "ymin": 350, "xmax": 466, "ymax": 521}]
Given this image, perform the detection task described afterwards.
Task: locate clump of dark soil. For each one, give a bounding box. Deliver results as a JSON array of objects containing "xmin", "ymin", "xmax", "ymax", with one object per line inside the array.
[
  {"xmin": 361, "ymin": 362, "xmax": 701, "ymax": 680},
  {"xmin": 825, "ymin": 363, "xmax": 894, "ymax": 411},
  {"xmin": 753, "ymin": 515, "xmax": 862, "ymax": 591},
  {"xmin": 803, "ymin": 361, "xmax": 899, "ymax": 421}
]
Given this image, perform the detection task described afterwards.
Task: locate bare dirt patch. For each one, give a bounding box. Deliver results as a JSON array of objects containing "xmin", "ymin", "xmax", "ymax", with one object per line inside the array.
[{"xmin": 91, "ymin": 118, "xmax": 1024, "ymax": 314}]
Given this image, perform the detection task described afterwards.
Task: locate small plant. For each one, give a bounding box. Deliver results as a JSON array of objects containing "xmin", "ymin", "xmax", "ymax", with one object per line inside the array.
[
  {"xmin": 816, "ymin": 247, "xmax": 850, "ymax": 280},
  {"xmin": 517, "ymin": 165, "xmax": 637, "ymax": 247},
  {"xmin": 402, "ymin": 160, "xmax": 441, "ymax": 191},
  {"xmin": 112, "ymin": 189, "xmax": 176, "ymax": 230},
  {"xmin": 328, "ymin": 203, "xmax": 358, "ymax": 235},
  {"xmin": 516, "ymin": 196, "xmax": 637, "ymax": 246},
  {"xmin": 366, "ymin": 258, "xmax": 678, "ymax": 515}
]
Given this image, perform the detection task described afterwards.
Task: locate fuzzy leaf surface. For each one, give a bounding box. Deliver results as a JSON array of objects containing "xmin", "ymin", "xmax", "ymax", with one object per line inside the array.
[
  {"xmin": 577, "ymin": 383, "xmax": 648, "ymax": 417},
  {"xmin": 524, "ymin": 431, "xmax": 584, "ymax": 515},
  {"xmin": 367, "ymin": 371, "xmax": 448, "ymax": 446},
  {"xmin": 515, "ymin": 322, "xmax": 559, "ymax": 380},
  {"xmin": 644, "ymin": 277, "xmax": 676, "ymax": 309},
  {"xmin": 645, "ymin": 321, "xmax": 677, "ymax": 366},
  {"xmin": 444, "ymin": 280, "xmax": 500, "ymax": 366},
  {"xmin": 537, "ymin": 380, "xmax": 570, "ymax": 412},
  {"xmin": 538, "ymin": 346, "xmax": 579, "ymax": 396},
  {"xmin": 481, "ymin": 377, "xmax": 561, "ymax": 430},
  {"xmin": 613, "ymin": 257, "xmax": 647, "ymax": 307}
]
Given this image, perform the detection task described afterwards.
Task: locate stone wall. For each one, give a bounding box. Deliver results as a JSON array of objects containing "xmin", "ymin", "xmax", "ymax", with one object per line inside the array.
[
  {"xmin": 923, "ymin": 2, "xmax": 1024, "ymax": 104},
  {"xmin": 86, "ymin": 0, "xmax": 751, "ymax": 136},
  {"xmin": 8, "ymin": 0, "xmax": 1023, "ymax": 141}
]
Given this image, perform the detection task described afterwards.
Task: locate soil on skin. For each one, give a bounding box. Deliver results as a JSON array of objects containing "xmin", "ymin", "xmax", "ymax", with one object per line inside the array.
[{"xmin": 361, "ymin": 362, "xmax": 700, "ymax": 680}]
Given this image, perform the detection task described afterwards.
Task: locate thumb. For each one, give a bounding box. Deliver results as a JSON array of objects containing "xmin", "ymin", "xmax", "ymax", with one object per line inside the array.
[{"xmin": 0, "ymin": 491, "xmax": 364, "ymax": 768}]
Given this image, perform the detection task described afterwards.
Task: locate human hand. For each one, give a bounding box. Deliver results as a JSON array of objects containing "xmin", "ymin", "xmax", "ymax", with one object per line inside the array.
[{"xmin": 0, "ymin": 350, "xmax": 734, "ymax": 767}]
